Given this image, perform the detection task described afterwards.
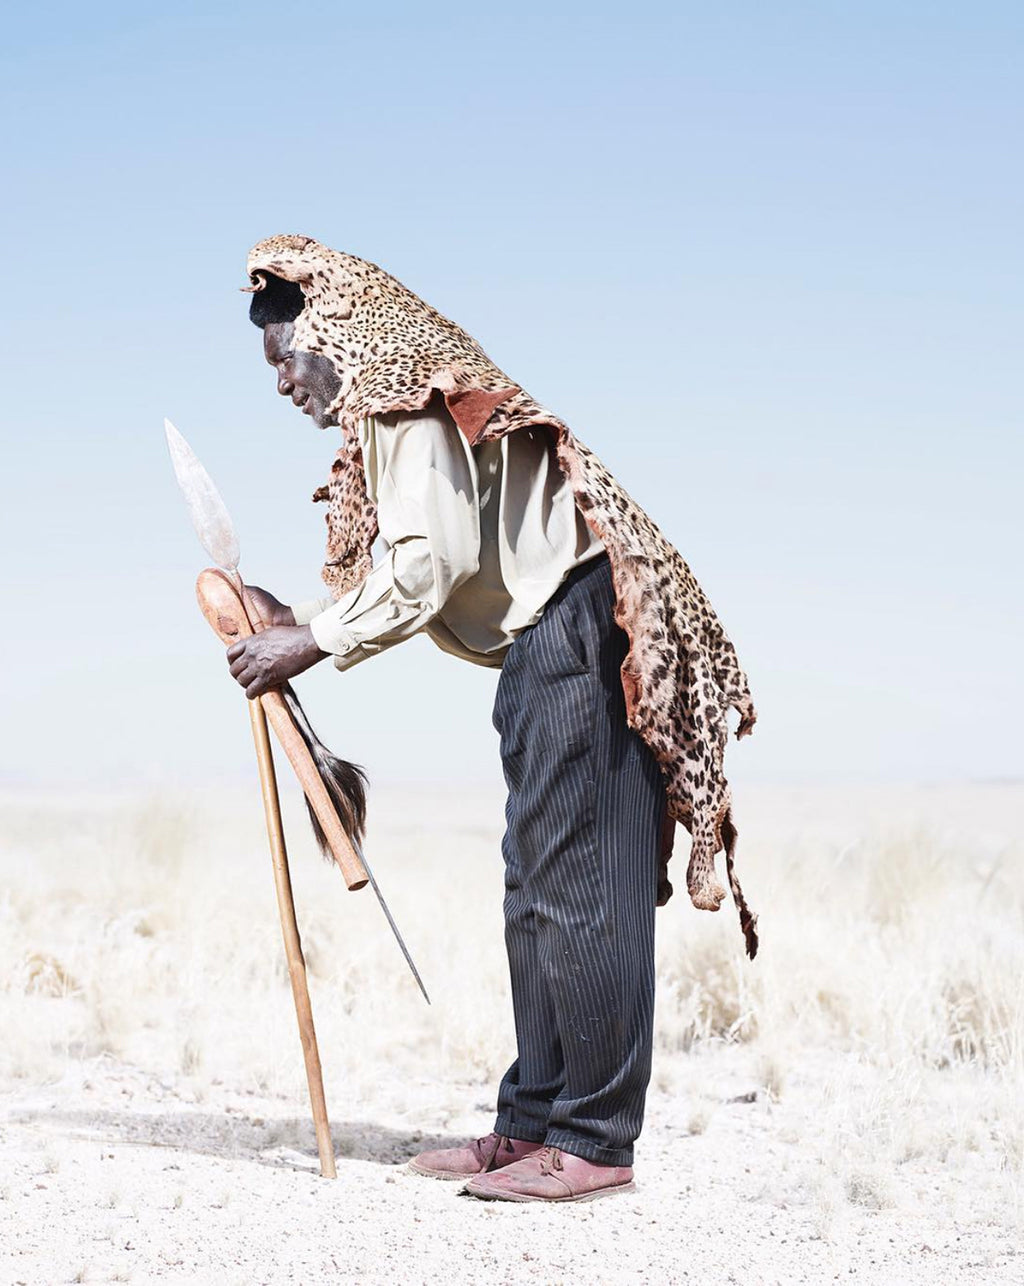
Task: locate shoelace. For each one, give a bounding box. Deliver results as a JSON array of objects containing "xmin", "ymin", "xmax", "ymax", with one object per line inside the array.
[
  {"xmin": 476, "ymin": 1133, "xmax": 514, "ymax": 1166},
  {"xmin": 476, "ymin": 1134, "xmax": 513, "ymax": 1152},
  {"xmin": 536, "ymin": 1146, "xmax": 564, "ymax": 1175}
]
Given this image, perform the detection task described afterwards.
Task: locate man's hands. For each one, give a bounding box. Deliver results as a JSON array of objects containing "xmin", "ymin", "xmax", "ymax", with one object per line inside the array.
[
  {"xmin": 242, "ymin": 585, "xmax": 296, "ymax": 628},
  {"xmin": 226, "ymin": 585, "xmax": 327, "ymax": 699},
  {"xmin": 227, "ymin": 624, "xmax": 329, "ymax": 698}
]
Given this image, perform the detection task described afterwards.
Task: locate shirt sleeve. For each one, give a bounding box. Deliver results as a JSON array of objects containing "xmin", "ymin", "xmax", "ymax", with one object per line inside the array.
[
  {"xmin": 305, "ymin": 405, "xmax": 481, "ymax": 672},
  {"xmin": 291, "ymin": 596, "xmax": 335, "ymax": 626}
]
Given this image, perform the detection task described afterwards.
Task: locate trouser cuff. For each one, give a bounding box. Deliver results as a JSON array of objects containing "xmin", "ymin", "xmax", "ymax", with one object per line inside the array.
[
  {"xmin": 543, "ymin": 1127, "xmax": 634, "ymax": 1167},
  {"xmin": 493, "ymin": 1113, "xmax": 547, "ymax": 1145}
]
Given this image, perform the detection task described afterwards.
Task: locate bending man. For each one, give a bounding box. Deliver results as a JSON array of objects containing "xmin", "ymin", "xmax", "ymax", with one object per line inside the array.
[{"xmin": 226, "ymin": 235, "xmax": 757, "ymax": 1203}]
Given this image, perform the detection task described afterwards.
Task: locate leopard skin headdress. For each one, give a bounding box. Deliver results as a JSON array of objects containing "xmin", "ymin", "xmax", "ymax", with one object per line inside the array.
[{"xmin": 246, "ymin": 234, "xmax": 760, "ymax": 957}]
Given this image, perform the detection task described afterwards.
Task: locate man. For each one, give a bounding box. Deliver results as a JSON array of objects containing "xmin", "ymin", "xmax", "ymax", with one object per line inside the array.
[{"xmin": 227, "ymin": 235, "xmax": 758, "ymax": 1203}]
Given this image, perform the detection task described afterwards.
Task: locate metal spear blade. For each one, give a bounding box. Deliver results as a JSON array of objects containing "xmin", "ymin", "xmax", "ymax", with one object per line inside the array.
[
  {"xmin": 164, "ymin": 418, "xmax": 241, "ymax": 572},
  {"xmin": 355, "ymin": 839, "xmax": 431, "ymax": 1005}
]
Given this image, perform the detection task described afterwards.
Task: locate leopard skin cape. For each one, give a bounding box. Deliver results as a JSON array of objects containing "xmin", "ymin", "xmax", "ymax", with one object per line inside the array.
[{"xmin": 246, "ymin": 234, "xmax": 759, "ymax": 958}]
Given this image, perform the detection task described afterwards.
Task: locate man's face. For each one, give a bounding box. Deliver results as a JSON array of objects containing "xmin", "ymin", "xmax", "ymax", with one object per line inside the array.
[{"xmin": 263, "ymin": 321, "xmax": 342, "ymax": 429}]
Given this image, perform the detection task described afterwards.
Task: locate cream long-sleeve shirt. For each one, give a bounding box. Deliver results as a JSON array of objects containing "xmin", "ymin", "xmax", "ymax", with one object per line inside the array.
[{"xmin": 291, "ymin": 397, "xmax": 606, "ymax": 671}]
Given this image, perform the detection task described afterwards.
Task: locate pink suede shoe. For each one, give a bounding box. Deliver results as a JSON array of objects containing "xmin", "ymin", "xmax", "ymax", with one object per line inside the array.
[
  {"xmin": 407, "ymin": 1132, "xmax": 540, "ymax": 1181},
  {"xmin": 464, "ymin": 1146, "xmax": 635, "ymax": 1202}
]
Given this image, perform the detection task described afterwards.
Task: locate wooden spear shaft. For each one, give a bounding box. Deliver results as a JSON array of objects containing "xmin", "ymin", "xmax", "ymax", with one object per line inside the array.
[
  {"xmin": 232, "ymin": 575, "xmax": 337, "ymax": 1180},
  {"xmin": 246, "ymin": 695, "xmax": 337, "ymax": 1180},
  {"xmin": 164, "ymin": 421, "xmax": 348, "ymax": 1178}
]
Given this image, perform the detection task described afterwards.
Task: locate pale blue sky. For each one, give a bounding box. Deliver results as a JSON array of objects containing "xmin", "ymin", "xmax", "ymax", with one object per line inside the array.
[{"xmin": 1, "ymin": 1, "xmax": 1020, "ymax": 792}]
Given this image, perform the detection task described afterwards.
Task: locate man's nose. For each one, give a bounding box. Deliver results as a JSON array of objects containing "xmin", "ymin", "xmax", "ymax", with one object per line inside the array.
[{"xmin": 277, "ymin": 375, "xmax": 294, "ymax": 396}]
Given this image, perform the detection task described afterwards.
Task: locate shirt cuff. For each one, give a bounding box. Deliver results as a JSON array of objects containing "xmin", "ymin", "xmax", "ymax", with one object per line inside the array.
[
  {"xmin": 308, "ymin": 611, "xmax": 360, "ymax": 658},
  {"xmin": 309, "ymin": 616, "xmax": 391, "ymax": 673},
  {"xmin": 291, "ymin": 596, "xmax": 335, "ymax": 626}
]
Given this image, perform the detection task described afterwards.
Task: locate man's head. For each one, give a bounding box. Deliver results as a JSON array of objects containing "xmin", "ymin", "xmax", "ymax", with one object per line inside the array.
[{"xmin": 249, "ymin": 272, "xmax": 342, "ymax": 429}]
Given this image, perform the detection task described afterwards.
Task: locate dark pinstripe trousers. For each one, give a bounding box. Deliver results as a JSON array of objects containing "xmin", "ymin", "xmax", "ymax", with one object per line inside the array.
[{"xmin": 491, "ymin": 552, "xmax": 667, "ymax": 1166}]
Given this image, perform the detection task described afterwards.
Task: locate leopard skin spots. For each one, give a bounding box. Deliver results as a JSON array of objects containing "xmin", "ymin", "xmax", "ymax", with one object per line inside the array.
[{"xmin": 246, "ymin": 235, "xmax": 759, "ymax": 958}]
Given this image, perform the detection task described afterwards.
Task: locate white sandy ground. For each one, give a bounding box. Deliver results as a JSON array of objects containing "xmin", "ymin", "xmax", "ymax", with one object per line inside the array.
[{"xmin": 0, "ymin": 782, "xmax": 1021, "ymax": 1284}]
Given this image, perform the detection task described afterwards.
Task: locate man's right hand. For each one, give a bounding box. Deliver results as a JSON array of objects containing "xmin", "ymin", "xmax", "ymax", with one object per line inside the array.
[{"xmin": 242, "ymin": 585, "xmax": 296, "ymax": 628}]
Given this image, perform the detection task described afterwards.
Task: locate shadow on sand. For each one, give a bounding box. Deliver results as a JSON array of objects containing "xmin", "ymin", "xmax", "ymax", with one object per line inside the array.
[{"xmin": 11, "ymin": 1106, "xmax": 466, "ymax": 1171}]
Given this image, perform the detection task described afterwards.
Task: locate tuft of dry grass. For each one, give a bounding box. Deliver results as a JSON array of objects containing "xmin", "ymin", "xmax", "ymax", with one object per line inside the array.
[
  {"xmin": 0, "ymin": 781, "xmax": 1021, "ymax": 1240},
  {"xmin": 2, "ymin": 784, "xmax": 1022, "ymax": 1091}
]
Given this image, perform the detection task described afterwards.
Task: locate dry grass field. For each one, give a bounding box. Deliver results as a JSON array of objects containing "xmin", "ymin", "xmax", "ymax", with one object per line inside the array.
[{"xmin": 0, "ymin": 780, "xmax": 1021, "ymax": 1284}]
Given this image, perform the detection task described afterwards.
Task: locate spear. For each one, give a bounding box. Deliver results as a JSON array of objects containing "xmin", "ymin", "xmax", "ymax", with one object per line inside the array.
[{"xmin": 164, "ymin": 418, "xmax": 428, "ymax": 1177}]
